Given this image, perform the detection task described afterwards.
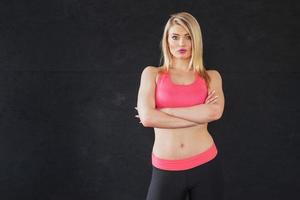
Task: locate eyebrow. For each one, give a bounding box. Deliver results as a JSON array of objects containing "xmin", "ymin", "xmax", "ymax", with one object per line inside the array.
[{"xmin": 171, "ymin": 33, "xmax": 190, "ymax": 36}]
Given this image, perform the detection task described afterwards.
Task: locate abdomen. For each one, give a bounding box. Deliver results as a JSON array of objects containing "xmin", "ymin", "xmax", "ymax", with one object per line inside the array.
[{"xmin": 152, "ymin": 124, "xmax": 215, "ymax": 159}]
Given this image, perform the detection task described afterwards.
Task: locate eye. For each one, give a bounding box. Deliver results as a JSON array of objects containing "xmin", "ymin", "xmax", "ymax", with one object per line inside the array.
[
  {"xmin": 186, "ymin": 36, "xmax": 191, "ymax": 40},
  {"xmin": 171, "ymin": 36, "xmax": 177, "ymax": 40}
]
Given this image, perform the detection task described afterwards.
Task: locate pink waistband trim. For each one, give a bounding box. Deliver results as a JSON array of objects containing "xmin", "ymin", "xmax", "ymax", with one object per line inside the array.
[{"xmin": 151, "ymin": 143, "xmax": 218, "ymax": 171}]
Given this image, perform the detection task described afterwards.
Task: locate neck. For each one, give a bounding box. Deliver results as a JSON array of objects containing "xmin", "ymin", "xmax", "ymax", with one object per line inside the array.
[{"xmin": 171, "ymin": 57, "xmax": 192, "ymax": 72}]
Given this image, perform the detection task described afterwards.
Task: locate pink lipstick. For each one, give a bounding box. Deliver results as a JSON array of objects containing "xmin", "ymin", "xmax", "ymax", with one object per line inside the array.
[{"xmin": 178, "ymin": 49, "xmax": 187, "ymax": 53}]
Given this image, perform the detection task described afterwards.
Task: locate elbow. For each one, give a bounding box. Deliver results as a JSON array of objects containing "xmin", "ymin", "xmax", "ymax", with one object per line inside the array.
[
  {"xmin": 214, "ymin": 111, "xmax": 223, "ymax": 120},
  {"xmin": 211, "ymin": 105, "xmax": 224, "ymax": 120},
  {"xmin": 140, "ymin": 117, "xmax": 153, "ymax": 127},
  {"xmin": 139, "ymin": 110, "xmax": 155, "ymax": 127}
]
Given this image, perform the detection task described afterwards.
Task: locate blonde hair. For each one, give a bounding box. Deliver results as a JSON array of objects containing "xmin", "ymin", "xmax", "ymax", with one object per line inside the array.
[{"xmin": 159, "ymin": 12, "xmax": 211, "ymax": 88}]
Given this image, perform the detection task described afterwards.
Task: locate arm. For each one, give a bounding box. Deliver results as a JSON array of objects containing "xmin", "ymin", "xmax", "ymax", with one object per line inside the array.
[
  {"xmin": 136, "ymin": 66, "xmax": 201, "ymax": 129},
  {"xmin": 159, "ymin": 70, "xmax": 225, "ymax": 124}
]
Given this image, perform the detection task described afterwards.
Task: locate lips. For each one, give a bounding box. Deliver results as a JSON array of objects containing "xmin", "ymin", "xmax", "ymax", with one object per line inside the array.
[{"xmin": 178, "ymin": 49, "xmax": 187, "ymax": 53}]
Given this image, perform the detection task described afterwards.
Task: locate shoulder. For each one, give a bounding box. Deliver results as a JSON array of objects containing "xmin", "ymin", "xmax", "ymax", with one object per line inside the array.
[
  {"xmin": 207, "ymin": 69, "xmax": 222, "ymax": 82},
  {"xmin": 141, "ymin": 66, "xmax": 159, "ymax": 75},
  {"xmin": 141, "ymin": 66, "xmax": 164, "ymax": 80},
  {"xmin": 141, "ymin": 66, "xmax": 159, "ymax": 79},
  {"xmin": 139, "ymin": 66, "xmax": 161, "ymax": 84}
]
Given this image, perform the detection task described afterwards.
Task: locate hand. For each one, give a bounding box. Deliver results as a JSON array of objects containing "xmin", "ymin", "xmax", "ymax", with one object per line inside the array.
[
  {"xmin": 134, "ymin": 107, "xmax": 142, "ymax": 123},
  {"xmin": 205, "ymin": 90, "xmax": 218, "ymax": 104}
]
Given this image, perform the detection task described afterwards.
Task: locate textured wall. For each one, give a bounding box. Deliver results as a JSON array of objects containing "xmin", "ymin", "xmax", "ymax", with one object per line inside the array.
[{"xmin": 0, "ymin": 0, "xmax": 298, "ymax": 199}]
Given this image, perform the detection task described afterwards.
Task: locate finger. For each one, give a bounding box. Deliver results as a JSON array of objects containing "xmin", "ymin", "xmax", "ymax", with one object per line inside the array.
[
  {"xmin": 212, "ymin": 97, "xmax": 218, "ymax": 102},
  {"xmin": 208, "ymin": 90, "xmax": 215, "ymax": 96},
  {"xmin": 205, "ymin": 95, "xmax": 213, "ymax": 103},
  {"xmin": 207, "ymin": 96, "xmax": 218, "ymax": 104},
  {"xmin": 205, "ymin": 97, "xmax": 212, "ymax": 104},
  {"xmin": 206, "ymin": 99, "xmax": 213, "ymax": 104},
  {"xmin": 206, "ymin": 91, "xmax": 214, "ymax": 99},
  {"xmin": 206, "ymin": 96, "xmax": 214, "ymax": 103},
  {"xmin": 210, "ymin": 98, "xmax": 218, "ymax": 104},
  {"xmin": 134, "ymin": 107, "xmax": 137, "ymax": 110},
  {"xmin": 206, "ymin": 95, "xmax": 216, "ymax": 103},
  {"xmin": 211, "ymin": 100, "xmax": 218, "ymax": 104},
  {"xmin": 135, "ymin": 115, "xmax": 140, "ymax": 118},
  {"xmin": 210, "ymin": 95, "xmax": 218, "ymax": 100},
  {"xmin": 208, "ymin": 95, "xmax": 218, "ymax": 102},
  {"xmin": 206, "ymin": 90, "xmax": 216, "ymax": 101}
]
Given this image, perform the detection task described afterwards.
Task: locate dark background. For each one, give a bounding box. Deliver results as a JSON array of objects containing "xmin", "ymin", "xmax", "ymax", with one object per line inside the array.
[{"xmin": 0, "ymin": 0, "xmax": 298, "ymax": 199}]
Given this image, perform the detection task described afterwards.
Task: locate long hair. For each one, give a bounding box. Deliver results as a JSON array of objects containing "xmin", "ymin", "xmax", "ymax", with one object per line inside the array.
[{"xmin": 159, "ymin": 12, "xmax": 211, "ymax": 88}]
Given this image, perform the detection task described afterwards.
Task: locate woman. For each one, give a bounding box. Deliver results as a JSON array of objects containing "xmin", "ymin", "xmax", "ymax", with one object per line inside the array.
[{"xmin": 135, "ymin": 12, "xmax": 225, "ymax": 200}]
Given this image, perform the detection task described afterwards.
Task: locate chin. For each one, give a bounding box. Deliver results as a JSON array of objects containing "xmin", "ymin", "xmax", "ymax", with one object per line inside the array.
[
  {"xmin": 171, "ymin": 52, "xmax": 191, "ymax": 59},
  {"xmin": 177, "ymin": 55, "xmax": 191, "ymax": 59}
]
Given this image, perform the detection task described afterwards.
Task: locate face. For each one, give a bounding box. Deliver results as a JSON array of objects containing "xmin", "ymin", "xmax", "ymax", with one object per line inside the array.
[{"xmin": 167, "ymin": 25, "xmax": 192, "ymax": 59}]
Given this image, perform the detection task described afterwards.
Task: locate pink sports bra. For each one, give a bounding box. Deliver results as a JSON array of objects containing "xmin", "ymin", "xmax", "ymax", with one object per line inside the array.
[{"xmin": 155, "ymin": 71, "xmax": 208, "ymax": 108}]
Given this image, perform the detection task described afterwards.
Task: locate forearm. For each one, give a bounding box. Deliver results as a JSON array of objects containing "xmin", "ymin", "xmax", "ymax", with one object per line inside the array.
[
  {"xmin": 139, "ymin": 108, "xmax": 200, "ymax": 129},
  {"xmin": 162, "ymin": 104, "xmax": 220, "ymax": 124}
]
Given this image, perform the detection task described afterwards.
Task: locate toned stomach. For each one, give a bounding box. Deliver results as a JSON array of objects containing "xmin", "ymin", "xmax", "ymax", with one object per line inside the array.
[{"xmin": 152, "ymin": 123, "xmax": 215, "ymax": 160}]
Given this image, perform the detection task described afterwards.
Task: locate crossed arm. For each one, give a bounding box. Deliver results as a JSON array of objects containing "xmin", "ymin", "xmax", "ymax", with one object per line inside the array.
[{"xmin": 136, "ymin": 66, "xmax": 225, "ymax": 129}]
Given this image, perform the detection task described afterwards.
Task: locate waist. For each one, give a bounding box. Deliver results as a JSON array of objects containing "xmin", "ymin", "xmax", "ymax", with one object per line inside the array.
[
  {"xmin": 153, "ymin": 127, "xmax": 212, "ymax": 155},
  {"xmin": 152, "ymin": 142, "xmax": 218, "ymax": 171},
  {"xmin": 154, "ymin": 123, "xmax": 208, "ymax": 135}
]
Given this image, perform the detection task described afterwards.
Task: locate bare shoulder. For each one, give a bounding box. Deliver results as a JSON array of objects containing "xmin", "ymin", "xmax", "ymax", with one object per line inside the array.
[
  {"xmin": 142, "ymin": 66, "xmax": 159, "ymax": 75},
  {"xmin": 140, "ymin": 66, "xmax": 160, "ymax": 84},
  {"xmin": 207, "ymin": 69, "xmax": 222, "ymax": 82}
]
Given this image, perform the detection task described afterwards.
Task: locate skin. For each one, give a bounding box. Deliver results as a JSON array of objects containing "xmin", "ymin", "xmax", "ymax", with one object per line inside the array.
[{"xmin": 136, "ymin": 24, "xmax": 225, "ymax": 159}]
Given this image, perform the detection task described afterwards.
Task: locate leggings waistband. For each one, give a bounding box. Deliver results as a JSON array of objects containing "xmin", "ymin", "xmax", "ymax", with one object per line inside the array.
[{"xmin": 151, "ymin": 143, "xmax": 218, "ymax": 171}]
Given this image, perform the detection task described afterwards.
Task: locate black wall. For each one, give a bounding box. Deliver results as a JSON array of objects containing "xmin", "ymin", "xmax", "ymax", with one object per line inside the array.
[{"xmin": 0, "ymin": 0, "xmax": 298, "ymax": 199}]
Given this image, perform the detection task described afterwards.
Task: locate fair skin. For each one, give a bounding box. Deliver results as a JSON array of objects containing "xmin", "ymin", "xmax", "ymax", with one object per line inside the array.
[{"xmin": 135, "ymin": 24, "xmax": 225, "ymax": 159}]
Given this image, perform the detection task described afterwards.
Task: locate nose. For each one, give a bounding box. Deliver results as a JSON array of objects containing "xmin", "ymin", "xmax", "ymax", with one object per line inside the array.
[{"xmin": 179, "ymin": 37, "xmax": 186, "ymax": 46}]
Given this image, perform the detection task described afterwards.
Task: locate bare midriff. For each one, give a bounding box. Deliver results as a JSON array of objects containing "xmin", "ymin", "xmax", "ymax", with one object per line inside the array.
[{"xmin": 152, "ymin": 123, "xmax": 215, "ymax": 160}]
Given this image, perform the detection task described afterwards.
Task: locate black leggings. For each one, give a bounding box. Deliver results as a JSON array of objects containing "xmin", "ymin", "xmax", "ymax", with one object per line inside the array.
[{"xmin": 146, "ymin": 154, "xmax": 224, "ymax": 200}]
